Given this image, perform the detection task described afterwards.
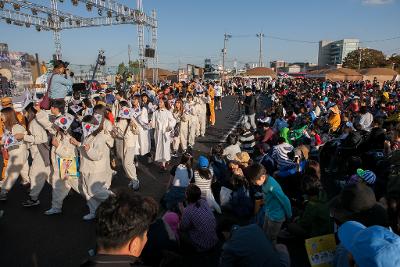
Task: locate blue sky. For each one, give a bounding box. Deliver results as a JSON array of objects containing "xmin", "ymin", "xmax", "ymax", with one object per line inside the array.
[{"xmin": 0, "ymin": 0, "xmax": 399, "ymax": 70}]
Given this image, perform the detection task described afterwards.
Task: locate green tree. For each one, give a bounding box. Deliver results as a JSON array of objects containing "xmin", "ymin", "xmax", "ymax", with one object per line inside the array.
[
  {"xmin": 343, "ymin": 48, "xmax": 387, "ymax": 69},
  {"xmin": 117, "ymin": 62, "xmax": 127, "ymax": 75},
  {"xmin": 387, "ymin": 54, "xmax": 400, "ymax": 71},
  {"xmin": 128, "ymin": 60, "xmax": 140, "ymax": 75}
]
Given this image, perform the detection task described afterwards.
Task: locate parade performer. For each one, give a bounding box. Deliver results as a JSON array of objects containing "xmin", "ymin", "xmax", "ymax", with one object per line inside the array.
[
  {"xmin": 70, "ymin": 114, "xmax": 112, "ymax": 220},
  {"xmin": 172, "ymin": 99, "xmax": 189, "ymax": 155},
  {"xmin": 0, "ymin": 107, "xmax": 29, "ymax": 201},
  {"xmin": 113, "ymin": 106, "xmax": 140, "ymax": 191},
  {"xmin": 45, "ymin": 114, "xmax": 80, "ymax": 215},
  {"xmin": 151, "ymin": 98, "xmax": 176, "ymax": 172},
  {"xmin": 185, "ymin": 94, "xmax": 198, "ymax": 148},
  {"xmin": 208, "ymin": 83, "xmax": 216, "ymax": 126}
]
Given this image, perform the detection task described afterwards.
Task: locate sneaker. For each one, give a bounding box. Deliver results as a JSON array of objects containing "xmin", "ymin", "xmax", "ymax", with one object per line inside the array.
[
  {"xmin": 128, "ymin": 180, "xmax": 140, "ymax": 191},
  {"xmin": 44, "ymin": 207, "xmax": 62, "ymax": 215},
  {"xmin": 22, "ymin": 198, "xmax": 40, "ymax": 207},
  {"xmin": 83, "ymin": 213, "xmax": 96, "ymax": 221}
]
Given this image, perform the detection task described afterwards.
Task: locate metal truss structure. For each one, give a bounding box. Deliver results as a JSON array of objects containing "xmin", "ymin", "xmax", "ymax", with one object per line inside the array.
[{"xmin": 0, "ymin": 0, "xmax": 157, "ymax": 82}]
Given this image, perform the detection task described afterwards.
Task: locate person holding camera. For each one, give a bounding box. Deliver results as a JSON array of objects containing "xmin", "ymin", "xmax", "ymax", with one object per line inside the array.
[{"xmin": 47, "ymin": 60, "xmax": 73, "ymax": 106}]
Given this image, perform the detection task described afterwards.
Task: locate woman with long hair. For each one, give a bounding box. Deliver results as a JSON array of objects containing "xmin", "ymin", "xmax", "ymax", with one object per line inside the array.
[
  {"xmin": 20, "ymin": 102, "xmax": 52, "ymax": 207},
  {"xmin": 93, "ymin": 104, "xmax": 114, "ymax": 188},
  {"xmin": 132, "ymin": 95, "xmax": 151, "ymax": 159},
  {"xmin": 0, "ymin": 107, "xmax": 29, "ymax": 200},
  {"xmin": 163, "ymin": 152, "xmax": 193, "ymax": 210},
  {"xmin": 45, "ymin": 114, "xmax": 80, "ymax": 215},
  {"xmin": 172, "ymin": 98, "xmax": 189, "ymax": 156},
  {"xmin": 151, "ymin": 98, "xmax": 176, "ymax": 172},
  {"xmin": 113, "ymin": 103, "xmax": 141, "ymax": 190},
  {"xmin": 70, "ymin": 114, "xmax": 112, "ymax": 220}
]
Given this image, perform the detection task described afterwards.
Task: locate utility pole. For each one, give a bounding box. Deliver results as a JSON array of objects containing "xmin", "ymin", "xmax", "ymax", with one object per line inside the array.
[
  {"xmin": 128, "ymin": 44, "xmax": 132, "ymax": 73},
  {"xmin": 222, "ymin": 33, "xmax": 231, "ymax": 81},
  {"xmin": 256, "ymin": 33, "xmax": 264, "ymax": 67},
  {"xmin": 358, "ymin": 48, "xmax": 362, "ymax": 70}
]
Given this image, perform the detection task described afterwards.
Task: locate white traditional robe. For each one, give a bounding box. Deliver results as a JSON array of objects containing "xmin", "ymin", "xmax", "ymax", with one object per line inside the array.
[{"xmin": 152, "ymin": 108, "xmax": 176, "ymax": 163}]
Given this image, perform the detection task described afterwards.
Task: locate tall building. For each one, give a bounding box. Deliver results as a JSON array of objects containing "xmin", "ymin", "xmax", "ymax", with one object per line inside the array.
[{"xmin": 318, "ymin": 39, "xmax": 359, "ymax": 67}]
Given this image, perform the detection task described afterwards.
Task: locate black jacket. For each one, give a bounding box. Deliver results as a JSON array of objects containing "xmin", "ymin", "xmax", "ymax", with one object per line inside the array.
[
  {"xmin": 243, "ymin": 95, "xmax": 256, "ymax": 115},
  {"xmin": 81, "ymin": 254, "xmax": 147, "ymax": 267}
]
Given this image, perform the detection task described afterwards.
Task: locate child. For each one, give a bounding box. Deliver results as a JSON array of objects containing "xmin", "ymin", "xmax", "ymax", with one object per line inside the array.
[{"xmin": 247, "ymin": 163, "xmax": 292, "ymax": 244}]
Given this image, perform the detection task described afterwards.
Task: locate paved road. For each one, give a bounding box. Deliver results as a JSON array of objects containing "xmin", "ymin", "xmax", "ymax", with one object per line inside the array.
[{"xmin": 0, "ymin": 96, "xmax": 241, "ymax": 267}]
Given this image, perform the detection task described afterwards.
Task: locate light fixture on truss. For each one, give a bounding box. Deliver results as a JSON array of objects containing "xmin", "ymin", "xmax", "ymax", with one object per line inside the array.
[
  {"xmin": 13, "ymin": 3, "xmax": 20, "ymax": 11},
  {"xmin": 6, "ymin": 18, "xmax": 11, "ymax": 24},
  {"xmin": 31, "ymin": 8, "xmax": 37, "ymax": 15},
  {"xmin": 25, "ymin": 22, "xmax": 30, "ymax": 28},
  {"xmin": 86, "ymin": 2, "xmax": 92, "ymax": 11},
  {"xmin": 35, "ymin": 25, "xmax": 41, "ymax": 31},
  {"xmin": 71, "ymin": 0, "xmax": 78, "ymax": 6},
  {"xmin": 97, "ymin": 8, "xmax": 102, "ymax": 16},
  {"xmin": 59, "ymin": 16, "xmax": 65, "ymax": 22},
  {"xmin": 0, "ymin": 1, "xmax": 4, "ymax": 9},
  {"xmin": 107, "ymin": 10, "xmax": 112, "ymax": 18}
]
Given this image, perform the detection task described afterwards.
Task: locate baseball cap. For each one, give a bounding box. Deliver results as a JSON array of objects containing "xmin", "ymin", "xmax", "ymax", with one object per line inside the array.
[
  {"xmin": 338, "ymin": 221, "xmax": 400, "ymax": 267},
  {"xmin": 198, "ymin": 155, "xmax": 209, "ymax": 169}
]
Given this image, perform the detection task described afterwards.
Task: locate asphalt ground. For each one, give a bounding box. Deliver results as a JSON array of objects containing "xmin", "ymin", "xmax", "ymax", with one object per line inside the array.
[{"xmin": 0, "ymin": 95, "xmax": 242, "ymax": 267}]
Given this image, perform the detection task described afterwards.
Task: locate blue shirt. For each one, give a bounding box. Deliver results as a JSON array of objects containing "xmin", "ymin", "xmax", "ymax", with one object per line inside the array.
[
  {"xmin": 48, "ymin": 74, "xmax": 73, "ymax": 99},
  {"xmin": 262, "ymin": 176, "xmax": 292, "ymax": 222}
]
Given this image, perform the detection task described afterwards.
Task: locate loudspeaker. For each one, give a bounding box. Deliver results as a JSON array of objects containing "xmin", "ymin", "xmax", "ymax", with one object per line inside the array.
[{"xmin": 145, "ymin": 48, "xmax": 155, "ymax": 58}]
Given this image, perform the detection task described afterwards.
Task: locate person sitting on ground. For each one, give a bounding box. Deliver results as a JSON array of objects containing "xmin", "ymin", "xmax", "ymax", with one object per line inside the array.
[
  {"xmin": 163, "ymin": 153, "xmax": 193, "ymax": 210},
  {"xmin": 239, "ymin": 123, "xmax": 256, "ymax": 155},
  {"xmin": 81, "ymin": 189, "xmax": 158, "ymax": 266},
  {"xmin": 287, "ymin": 174, "xmax": 332, "ymax": 238},
  {"xmin": 223, "ymin": 133, "xmax": 241, "ymax": 160},
  {"xmin": 338, "ymin": 221, "xmax": 400, "ymax": 267},
  {"xmin": 220, "ymin": 224, "xmax": 290, "ymax": 267},
  {"xmin": 271, "ymin": 137, "xmax": 296, "ymax": 171},
  {"xmin": 180, "ymin": 184, "xmax": 219, "ymax": 253}
]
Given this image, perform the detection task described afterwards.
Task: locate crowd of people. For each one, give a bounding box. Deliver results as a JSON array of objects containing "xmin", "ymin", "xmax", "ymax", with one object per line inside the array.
[{"xmin": 2, "ymin": 59, "xmax": 400, "ymax": 267}]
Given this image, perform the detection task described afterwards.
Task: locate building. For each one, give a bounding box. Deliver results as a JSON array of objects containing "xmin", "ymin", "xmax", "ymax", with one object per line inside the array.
[
  {"xmin": 318, "ymin": 39, "xmax": 359, "ymax": 67},
  {"xmin": 270, "ymin": 60, "xmax": 287, "ymax": 71}
]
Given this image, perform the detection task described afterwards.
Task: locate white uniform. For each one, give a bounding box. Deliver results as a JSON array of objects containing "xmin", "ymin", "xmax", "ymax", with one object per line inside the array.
[
  {"xmin": 152, "ymin": 108, "xmax": 176, "ymax": 163},
  {"xmin": 135, "ymin": 106, "xmax": 151, "ymax": 156},
  {"xmin": 185, "ymin": 101, "xmax": 198, "ymax": 146},
  {"xmin": 23, "ymin": 117, "xmax": 51, "ymax": 200},
  {"xmin": 173, "ymin": 111, "xmax": 189, "ymax": 151},
  {"xmin": 115, "ymin": 119, "xmax": 140, "ymax": 182},
  {"xmin": 79, "ymin": 133, "xmax": 112, "ymax": 216},
  {"xmin": 195, "ymin": 95, "xmax": 208, "ymax": 136},
  {"xmin": 50, "ymin": 132, "xmax": 80, "ymax": 210},
  {"xmin": 1, "ymin": 125, "xmax": 29, "ymax": 193},
  {"xmin": 102, "ymin": 118, "xmax": 114, "ymax": 188}
]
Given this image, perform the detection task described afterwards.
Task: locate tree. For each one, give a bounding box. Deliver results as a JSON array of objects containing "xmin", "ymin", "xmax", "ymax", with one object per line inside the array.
[
  {"xmin": 117, "ymin": 62, "xmax": 127, "ymax": 75},
  {"xmin": 387, "ymin": 54, "xmax": 400, "ymax": 71},
  {"xmin": 128, "ymin": 60, "xmax": 140, "ymax": 75},
  {"xmin": 342, "ymin": 48, "xmax": 387, "ymax": 69}
]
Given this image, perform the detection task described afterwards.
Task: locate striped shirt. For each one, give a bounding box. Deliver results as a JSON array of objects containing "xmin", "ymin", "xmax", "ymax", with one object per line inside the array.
[
  {"xmin": 239, "ymin": 131, "xmax": 255, "ymax": 154},
  {"xmin": 272, "ymin": 142, "xmax": 296, "ymax": 169},
  {"xmin": 193, "ymin": 169, "xmax": 213, "ymax": 199}
]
